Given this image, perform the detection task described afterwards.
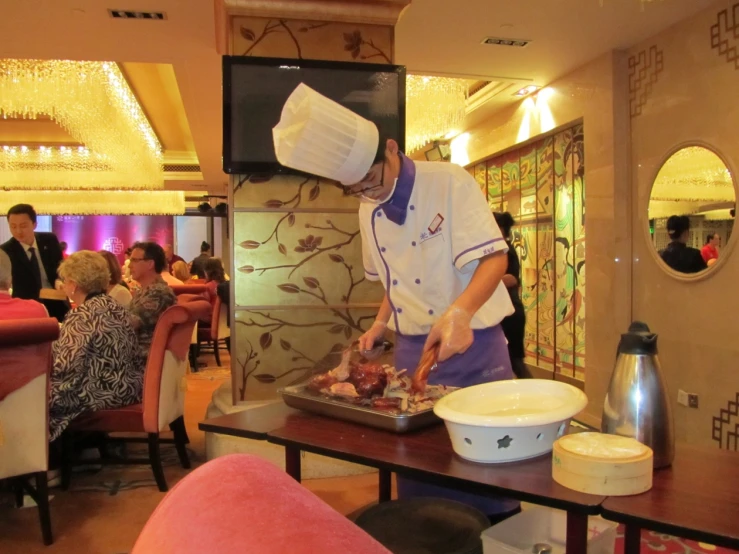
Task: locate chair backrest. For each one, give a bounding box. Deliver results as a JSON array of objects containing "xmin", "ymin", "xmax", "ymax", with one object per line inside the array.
[
  {"xmin": 0, "ymin": 318, "xmax": 59, "ymax": 479},
  {"xmin": 141, "ymin": 301, "xmax": 211, "ymax": 433},
  {"xmin": 208, "ymin": 296, "xmax": 230, "ymax": 340},
  {"xmin": 177, "ymin": 293, "xmax": 208, "ymax": 305},
  {"xmin": 170, "ymin": 284, "xmax": 208, "ymax": 297},
  {"xmin": 132, "ymin": 454, "xmax": 392, "ymax": 554}
]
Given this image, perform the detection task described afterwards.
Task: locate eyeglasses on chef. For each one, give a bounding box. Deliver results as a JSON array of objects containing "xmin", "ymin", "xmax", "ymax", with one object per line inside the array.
[{"xmin": 343, "ymin": 160, "xmax": 386, "ymax": 198}]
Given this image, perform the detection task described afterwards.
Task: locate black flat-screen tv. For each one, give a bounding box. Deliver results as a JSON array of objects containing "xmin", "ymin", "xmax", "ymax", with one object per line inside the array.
[{"xmin": 222, "ymin": 55, "xmax": 406, "ymax": 175}]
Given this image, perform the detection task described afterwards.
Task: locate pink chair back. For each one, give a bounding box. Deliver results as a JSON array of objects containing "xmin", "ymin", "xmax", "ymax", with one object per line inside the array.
[
  {"xmin": 208, "ymin": 297, "xmax": 230, "ymax": 341},
  {"xmin": 141, "ymin": 301, "xmax": 211, "ymax": 433},
  {"xmin": 0, "ymin": 318, "xmax": 59, "ymax": 479},
  {"xmin": 132, "ymin": 454, "xmax": 391, "ymax": 554},
  {"xmin": 170, "ymin": 284, "xmax": 208, "ymax": 297}
]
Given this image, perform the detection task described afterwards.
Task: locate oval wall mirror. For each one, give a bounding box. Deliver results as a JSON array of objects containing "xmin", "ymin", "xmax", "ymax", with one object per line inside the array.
[{"xmin": 648, "ymin": 145, "xmax": 736, "ymax": 277}]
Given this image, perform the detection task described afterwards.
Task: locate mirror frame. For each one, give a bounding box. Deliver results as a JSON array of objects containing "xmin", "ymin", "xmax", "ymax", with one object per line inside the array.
[{"xmin": 645, "ymin": 141, "xmax": 738, "ymax": 282}]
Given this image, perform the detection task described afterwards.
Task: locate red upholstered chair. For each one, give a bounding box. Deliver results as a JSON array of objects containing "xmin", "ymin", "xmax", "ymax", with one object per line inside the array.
[
  {"xmin": 0, "ymin": 318, "xmax": 60, "ymax": 545},
  {"xmin": 196, "ymin": 296, "xmax": 230, "ymax": 366},
  {"xmin": 61, "ymin": 301, "xmax": 212, "ymax": 492},
  {"xmin": 177, "ymin": 293, "xmax": 213, "ymax": 369},
  {"xmin": 132, "ymin": 454, "xmax": 392, "ymax": 554},
  {"xmin": 170, "ymin": 284, "xmax": 208, "ymax": 298}
]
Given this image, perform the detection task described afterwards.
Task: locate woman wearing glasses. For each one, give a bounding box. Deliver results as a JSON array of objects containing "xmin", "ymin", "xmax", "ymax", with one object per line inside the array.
[{"xmin": 273, "ymin": 85, "xmax": 518, "ymax": 523}]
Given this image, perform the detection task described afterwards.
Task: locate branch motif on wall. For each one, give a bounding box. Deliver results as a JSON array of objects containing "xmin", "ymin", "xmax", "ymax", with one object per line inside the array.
[
  {"xmin": 628, "ymin": 46, "xmax": 664, "ymax": 118},
  {"xmin": 233, "ymin": 177, "xmax": 376, "ymax": 400},
  {"xmin": 712, "ymin": 392, "xmax": 739, "ymax": 451},
  {"xmin": 237, "ymin": 19, "xmax": 391, "ymax": 63},
  {"xmin": 710, "ymin": 2, "xmax": 739, "ymax": 70},
  {"xmin": 342, "ymin": 30, "xmax": 392, "ymax": 63}
]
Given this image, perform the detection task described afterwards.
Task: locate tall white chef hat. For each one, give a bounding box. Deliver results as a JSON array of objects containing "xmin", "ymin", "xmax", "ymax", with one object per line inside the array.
[{"xmin": 272, "ymin": 83, "xmax": 379, "ymax": 185}]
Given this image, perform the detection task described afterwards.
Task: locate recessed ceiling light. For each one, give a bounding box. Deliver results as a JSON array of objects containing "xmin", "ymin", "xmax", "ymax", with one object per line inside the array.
[
  {"xmin": 513, "ymin": 85, "xmax": 540, "ymax": 97},
  {"xmin": 482, "ymin": 37, "xmax": 530, "ymax": 47},
  {"xmin": 108, "ymin": 9, "xmax": 166, "ymax": 20}
]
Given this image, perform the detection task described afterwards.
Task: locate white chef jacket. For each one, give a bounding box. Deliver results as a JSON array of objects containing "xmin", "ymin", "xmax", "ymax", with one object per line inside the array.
[{"xmin": 358, "ymin": 156, "xmax": 514, "ymax": 336}]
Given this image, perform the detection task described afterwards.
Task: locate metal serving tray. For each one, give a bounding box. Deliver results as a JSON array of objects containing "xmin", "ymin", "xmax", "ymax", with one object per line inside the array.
[{"xmin": 279, "ymin": 384, "xmax": 443, "ymax": 433}]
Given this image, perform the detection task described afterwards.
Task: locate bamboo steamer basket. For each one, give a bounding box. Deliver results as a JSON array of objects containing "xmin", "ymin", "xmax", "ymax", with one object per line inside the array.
[{"xmin": 552, "ymin": 432, "xmax": 653, "ymax": 496}]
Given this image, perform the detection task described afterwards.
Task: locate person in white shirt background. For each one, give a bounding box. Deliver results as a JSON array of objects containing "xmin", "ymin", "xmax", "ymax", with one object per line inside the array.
[{"xmin": 273, "ymin": 84, "xmax": 519, "ymax": 522}]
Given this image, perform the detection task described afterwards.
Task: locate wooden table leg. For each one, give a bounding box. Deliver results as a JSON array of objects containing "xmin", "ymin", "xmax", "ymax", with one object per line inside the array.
[
  {"xmin": 565, "ymin": 512, "xmax": 588, "ymax": 554},
  {"xmin": 285, "ymin": 446, "xmax": 301, "ymax": 482},
  {"xmin": 624, "ymin": 524, "xmax": 641, "ymax": 554},
  {"xmin": 378, "ymin": 469, "xmax": 391, "ymax": 503}
]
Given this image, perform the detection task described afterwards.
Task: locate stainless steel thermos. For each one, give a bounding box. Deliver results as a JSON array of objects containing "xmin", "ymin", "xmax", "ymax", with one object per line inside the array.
[{"xmin": 602, "ymin": 321, "xmax": 674, "ymax": 468}]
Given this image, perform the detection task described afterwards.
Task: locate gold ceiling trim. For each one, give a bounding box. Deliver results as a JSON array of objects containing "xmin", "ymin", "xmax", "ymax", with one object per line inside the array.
[
  {"xmin": 0, "ymin": 191, "xmax": 185, "ymax": 216},
  {"xmin": 0, "ymin": 59, "xmax": 163, "ymax": 190}
]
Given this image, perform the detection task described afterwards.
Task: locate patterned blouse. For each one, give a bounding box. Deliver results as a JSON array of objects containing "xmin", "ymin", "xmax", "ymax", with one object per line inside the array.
[
  {"xmin": 128, "ymin": 277, "xmax": 177, "ymax": 365},
  {"xmin": 50, "ymin": 294, "xmax": 143, "ymax": 441}
]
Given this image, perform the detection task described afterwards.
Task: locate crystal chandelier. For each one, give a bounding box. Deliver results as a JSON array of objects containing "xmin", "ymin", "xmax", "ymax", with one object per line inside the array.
[
  {"xmin": 0, "ymin": 59, "xmax": 163, "ymax": 190},
  {"xmin": 0, "ymin": 190, "xmax": 185, "ymax": 215},
  {"xmin": 406, "ymin": 76, "xmax": 468, "ymax": 153}
]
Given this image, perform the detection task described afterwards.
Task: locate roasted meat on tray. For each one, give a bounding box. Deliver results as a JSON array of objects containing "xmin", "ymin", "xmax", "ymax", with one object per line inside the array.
[{"xmin": 306, "ymin": 348, "xmax": 452, "ymax": 414}]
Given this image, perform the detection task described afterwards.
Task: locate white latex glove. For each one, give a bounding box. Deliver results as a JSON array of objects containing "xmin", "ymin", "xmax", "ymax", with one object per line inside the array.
[
  {"xmin": 358, "ymin": 320, "xmax": 387, "ymax": 353},
  {"xmin": 423, "ymin": 306, "xmax": 473, "ymax": 362}
]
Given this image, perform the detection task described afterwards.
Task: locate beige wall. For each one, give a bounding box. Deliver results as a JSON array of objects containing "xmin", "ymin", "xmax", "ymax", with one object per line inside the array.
[
  {"xmin": 630, "ymin": 0, "xmax": 739, "ymax": 448},
  {"xmin": 462, "ymin": 52, "xmax": 633, "ymax": 427},
  {"xmin": 464, "ymin": 0, "xmax": 739, "ymax": 447}
]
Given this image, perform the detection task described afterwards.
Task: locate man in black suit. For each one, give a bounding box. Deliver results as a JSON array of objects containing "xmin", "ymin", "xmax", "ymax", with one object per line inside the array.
[{"xmin": 1, "ymin": 204, "xmax": 69, "ymax": 321}]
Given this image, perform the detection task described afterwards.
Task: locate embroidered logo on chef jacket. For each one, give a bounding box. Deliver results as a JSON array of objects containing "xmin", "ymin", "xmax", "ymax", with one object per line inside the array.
[{"xmin": 358, "ymin": 161, "xmax": 514, "ymax": 336}]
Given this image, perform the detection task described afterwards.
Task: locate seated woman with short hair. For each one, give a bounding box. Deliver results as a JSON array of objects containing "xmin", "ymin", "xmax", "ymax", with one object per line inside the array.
[
  {"xmin": 49, "ymin": 250, "xmax": 144, "ymax": 441},
  {"xmin": 99, "ymin": 249, "xmax": 133, "ymax": 308}
]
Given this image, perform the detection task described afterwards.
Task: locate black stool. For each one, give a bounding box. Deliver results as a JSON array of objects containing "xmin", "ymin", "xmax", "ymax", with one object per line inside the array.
[{"xmin": 355, "ymin": 498, "xmax": 489, "ymax": 554}]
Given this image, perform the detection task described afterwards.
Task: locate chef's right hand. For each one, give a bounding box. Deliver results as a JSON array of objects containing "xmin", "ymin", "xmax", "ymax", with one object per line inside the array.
[{"xmin": 358, "ymin": 320, "xmax": 387, "ymax": 352}]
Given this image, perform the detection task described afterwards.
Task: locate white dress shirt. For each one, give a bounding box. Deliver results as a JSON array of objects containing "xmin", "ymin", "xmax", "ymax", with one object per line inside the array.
[
  {"xmin": 21, "ymin": 238, "xmax": 52, "ymax": 289},
  {"xmin": 359, "ymin": 160, "xmax": 514, "ymax": 336}
]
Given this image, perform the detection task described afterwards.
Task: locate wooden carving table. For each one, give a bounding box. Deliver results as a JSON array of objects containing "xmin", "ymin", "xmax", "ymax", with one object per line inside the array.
[
  {"xmin": 601, "ymin": 444, "xmax": 739, "ymax": 551},
  {"xmin": 201, "ymin": 403, "xmax": 603, "ymax": 554},
  {"xmin": 200, "ymin": 403, "xmax": 739, "ymax": 553}
]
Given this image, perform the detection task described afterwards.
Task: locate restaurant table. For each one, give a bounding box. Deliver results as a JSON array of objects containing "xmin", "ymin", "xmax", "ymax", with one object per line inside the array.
[
  {"xmin": 265, "ymin": 409, "xmax": 605, "ymax": 554},
  {"xmin": 601, "ymin": 444, "xmax": 739, "ymax": 552},
  {"xmin": 198, "ymin": 401, "xmax": 299, "ymax": 440}
]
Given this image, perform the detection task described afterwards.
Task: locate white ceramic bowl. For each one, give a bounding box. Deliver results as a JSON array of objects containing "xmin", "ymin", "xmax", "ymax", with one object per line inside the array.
[{"xmin": 433, "ymin": 379, "xmax": 588, "ymax": 463}]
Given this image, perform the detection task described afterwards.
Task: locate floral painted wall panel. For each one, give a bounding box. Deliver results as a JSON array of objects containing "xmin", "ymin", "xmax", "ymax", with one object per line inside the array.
[
  {"xmin": 501, "ymin": 151, "xmax": 521, "ymax": 218},
  {"xmin": 519, "ymin": 144, "xmax": 538, "ymax": 218},
  {"xmin": 536, "ymin": 137, "xmax": 554, "ymax": 217},
  {"xmin": 571, "ymin": 125, "xmax": 586, "ymax": 379},
  {"xmin": 233, "ymin": 307, "xmax": 378, "ymax": 401},
  {"xmin": 520, "ymin": 223, "xmax": 539, "ymax": 365},
  {"xmin": 234, "ymin": 174, "xmax": 357, "ymax": 211},
  {"xmin": 232, "ymin": 18, "xmax": 393, "ymax": 63},
  {"xmin": 467, "ymin": 125, "xmax": 585, "ymax": 381},
  {"xmin": 233, "ymin": 176, "xmax": 384, "ymax": 400},
  {"xmin": 554, "ymin": 129, "xmax": 575, "ymax": 378},
  {"xmin": 228, "ymin": 16, "xmax": 394, "ymax": 403},
  {"xmin": 536, "ymin": 223, "xmax": 555, "ymax": 371},
  {"xmin": 474, "ymin": 163, "xmax": 487, "ymax": 198},
  {"xmin": 486, "ymin": 158, "xmax": 502, "ymax": 212},
  {"xmin": 234, "ymin": 211, "xmax": 375, "ymax": 307},
  {"xmin": 518, "ymin": 142, "xmax": 540, "ymax": 366},
  {"xmin": 535, "ymin": 139, "xmax": 555, "ymax": 371}
]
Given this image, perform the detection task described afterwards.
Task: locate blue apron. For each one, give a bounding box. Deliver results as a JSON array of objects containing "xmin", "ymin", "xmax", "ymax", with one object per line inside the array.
[{"xmin": 395, "ymin": 325, "xmax": 520, "ymax": 516}]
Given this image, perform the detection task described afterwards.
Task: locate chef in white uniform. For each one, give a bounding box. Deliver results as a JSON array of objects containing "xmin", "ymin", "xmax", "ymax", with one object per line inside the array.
[{"xmin": 274, "ymin": 83, "xmax": 519, "ymax": 521}]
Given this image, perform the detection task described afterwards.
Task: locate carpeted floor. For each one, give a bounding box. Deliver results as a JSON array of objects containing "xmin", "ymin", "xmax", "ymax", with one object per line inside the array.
[{"xmin": 0, "ymin": 355, "xmax": 735, "ymax": 553}]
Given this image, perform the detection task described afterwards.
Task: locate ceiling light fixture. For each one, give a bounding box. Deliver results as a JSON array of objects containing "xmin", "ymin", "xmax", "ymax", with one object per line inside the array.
[
  {"xmin": 482, "ymin": 37, "xmax": 531, "ymax": 47},
  {"xmin": 406, "ymin": 75, "xmax": 468, "ymax": 153},
  {"xmin": 0, "ymin": 190, "xmax": 185, "ymax": 216},
  {"xmin": 0, "ymin": 59, "xmax": 163, "ymax": 190},
  {"xmin": 513, "ymin": 85, "xmax": 541, "ymax": 97}
]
